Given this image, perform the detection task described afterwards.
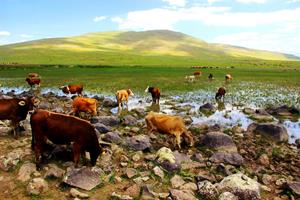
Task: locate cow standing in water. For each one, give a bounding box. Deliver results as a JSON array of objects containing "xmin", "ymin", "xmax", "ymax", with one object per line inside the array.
[
  {"xmin": 145, "ymin": 86, "xmax": 160, "ymax": 104},
  {"xmin": 225, "ymin": 74, "xmax": 233, "ymax": 81},
  {"xmin": 60, "ymin": 84, "xmax": 83, "ymax": 96},
  {"xmin": 215, "ymin": 87, "xmax": 226, "ymax": 101},
  {"xmin": 208, "ymin": 73, "xmax": 214, "ymax": 81},
  {"xmin": 26, "ymin": 73, "xmax": 41, "ymax": 89},
  {"xmin": 30, "ymin": 109, "xmax": 102, "ymax": 170},
  {"xmin": 115, "ymin": 89, "xmax": 134, "ymax": 110}
]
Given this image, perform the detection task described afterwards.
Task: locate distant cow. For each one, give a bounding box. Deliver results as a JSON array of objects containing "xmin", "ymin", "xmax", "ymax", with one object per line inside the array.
[
  {"xmin": 145, "ymin": 111, "xmax": 194, "ymax": 149},
  {"xmin": 72, "ymin": 97, "xmax": 98, "ymax": 116},
  {"xmin": 30, "ymin": 109, "xmax": 102, "ymax": 170},
  {"xmin": 145, "ymin": 86, "xmax": 160, "ymax": 104},
  {"xmin": 193, "ymin": 71, "xmax": 202, "ymax": 77},
  {"xmin": 215, "ymin": 87, "xmax": 226, "ymax": 101},
  {"xmin": 185, "ymin": 75, "xmax": 195, "ymax": 83},
  {"xmin": 0, "ymin": 96, "xmax": 39, "ymax": 138},
  {"xmin": 116, "ymin": 89, "xmax": 134, "ymax": 109},
  {"xmin": 208, "ymin": 73, "xmax": 214, "ymax": 80},
  {"xmin": 26, "ymin": 73, "xmax": 41, "ymax": 88},
  {"xmin": 60, "ymin": 84, "xmax": 83, "ymax": 96},
  {"xmin": 225, "ymin": 74, "xmax": 233, "ymax": 81}
]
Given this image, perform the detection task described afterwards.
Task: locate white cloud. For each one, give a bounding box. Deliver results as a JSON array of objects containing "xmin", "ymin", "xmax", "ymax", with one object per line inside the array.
[
  {"xmin": 207, "ymin": 0, "xmax": 222, "ymax": 4},
  {"xmin": 162, "ymin": 0, "xmax": 187, "ymax": 7},
  {"xmin": 20, "ymin": 34, "xmax": 33, "ymax": 38},
  {"xmin": 286, "ymin": 0, "xmax": 300, "ymax": 3},
  {"xmin": 93, "ymin": 16, "xmax": 107, "ymax": 22},
  {"xmin": 236, "ymin": 0, "xmax": 267, "ymax": 3},
  {"xmin": 0, "ymin": 31, "xmax": 11, "ymax": 36}
]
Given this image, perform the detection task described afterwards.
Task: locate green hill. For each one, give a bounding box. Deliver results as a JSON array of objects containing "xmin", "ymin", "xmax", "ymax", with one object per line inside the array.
[{"xmin": 0, "ymin": 30, "xmax": 299, "ymax": 66}]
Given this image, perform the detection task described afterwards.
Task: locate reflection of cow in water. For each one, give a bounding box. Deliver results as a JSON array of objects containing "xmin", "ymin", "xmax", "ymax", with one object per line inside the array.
[
  {"xmin": 145, "ymin": 86, "xmax": 160, "ymax": 104},
  {"xmin": 30, "ymin": 109, "xmax": 102, "ymax": 170}
]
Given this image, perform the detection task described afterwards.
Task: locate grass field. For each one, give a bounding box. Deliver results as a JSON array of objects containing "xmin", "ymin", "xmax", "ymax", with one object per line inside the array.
[{"xmin": 1, "ymin": 65, "xmax": 300, "ymax": 96}]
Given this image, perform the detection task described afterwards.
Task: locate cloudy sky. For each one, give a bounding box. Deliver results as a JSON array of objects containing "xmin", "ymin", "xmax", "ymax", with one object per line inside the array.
[{"xmin": 1, "ymin": 0, "xmax": 300, "ymax": 56}]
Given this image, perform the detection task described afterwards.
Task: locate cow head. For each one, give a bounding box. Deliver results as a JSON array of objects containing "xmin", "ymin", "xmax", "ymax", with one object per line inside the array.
[
  {"xmin": 127, "ymin": 89, "xmax": 134, "ymax": 96},
  {"xmin": 18, "ymin": 97, "xmax": 40, "ymax": 111},
  {"xmin": 60, "ymin": 85, "xmax": 70, "ymax": 94},
  {"xmin": 144, "ymin": 86, "xmax": 149, "ymax": 93}
]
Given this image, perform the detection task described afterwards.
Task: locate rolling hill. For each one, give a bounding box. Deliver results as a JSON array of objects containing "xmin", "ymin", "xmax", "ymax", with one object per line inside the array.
[{"xmin": 0, "ymin": 30, "xmax": 299, "ymax": 66}]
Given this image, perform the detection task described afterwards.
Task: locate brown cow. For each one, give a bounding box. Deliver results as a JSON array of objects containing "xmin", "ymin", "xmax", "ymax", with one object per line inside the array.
[
  {"xmin": 0, "ymin": 96, "xmax": 39, "ymax": 138},
  {"xmin": 26, "ymin": 73, "xmax": 41, "ymax": 88},
  {"xmin": 116, "ymin": 89, "xmax": 134, "ymax": 109},
  {"xmin": 60, "ymin": 84, "xmax": 83, "ymax": 96},
  {"xmin": 145, "ymin": 86, "xmax": 160, "ymax": 104},
  {"xmin": 225, "ymin": 74, "xmax": 233, "ymax": 81},
  {"xmin": 145, "ymin": 111, "xmax": 194, "ymax": 149},
  {"xmin": 215, "ymin": 87, "xmax": 226, "ymax": 101},
  {"xmin": 72, "ymin": 97, "xmax": 98, "ymax": 116},
  {"xmin": 30, "ymin": 109, "xmax": 102, "ymax": 170},
  {"xmin": 193, "ymin": 71, "xmax": 202, "ymax": 77}
]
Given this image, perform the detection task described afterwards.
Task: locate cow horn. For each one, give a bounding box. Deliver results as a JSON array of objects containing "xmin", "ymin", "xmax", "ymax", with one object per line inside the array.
[
  {"xmin": 59, "ymin": 86, "xmax": 65, "ymax": 89},
  {"xmin": 18, "ymin": 101, "xmax": 26, "ymax": 106},
  {"xmin": 144, "ymin": 86, "xmax": 149, "ymax": 93}
]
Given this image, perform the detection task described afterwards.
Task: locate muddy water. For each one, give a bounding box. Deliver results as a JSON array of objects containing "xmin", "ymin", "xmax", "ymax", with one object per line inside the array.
[{"xmin": 1, "ymin": 85, "xmax": 300, "ymax": 143}]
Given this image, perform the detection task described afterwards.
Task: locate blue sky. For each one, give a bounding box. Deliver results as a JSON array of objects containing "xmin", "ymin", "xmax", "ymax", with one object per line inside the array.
[{"xmin": 1, "ymin": 0, "xmax": 300, "ymax": 56}]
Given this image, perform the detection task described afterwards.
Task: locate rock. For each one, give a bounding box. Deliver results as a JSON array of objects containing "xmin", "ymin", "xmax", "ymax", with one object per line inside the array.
[
  {"xmin": 191, "ymin": 153, "xmax": 204, "ymax": 162},
  {"xmin": 199, "ymin": 103, "xmax": 216, "ymax": 115},
  {"xmin": 153, "ymin": 166, "xmax": 164, "ymax": 179},
  {"xmin": 44, "ymin": 164, "xmax": 65, "ymax": 179},
  {"xmin": 208, "ymin": 124, "xmax": 223, "ymax": 132},
  {"xmin": 248, "ymin": 123, "xmax": 289, "ymax": 142},
  {"xmin": 243, "ymin": 108, "xmax": 255, "ymax": 114},
  {"xmin": 70, "ymin": 188, "xmax": 89, "ymax": 198},
  {"xmin": 250, "ymin": 114, "xmax": 274, "ymax": 122},
  {"xmin": 266, "ymin": 105, "xmax": 300, "ymax": 116},
  {"xmin": 232, "ymin": 125, "xmax": 244, "ymax": 134},
  {"xmin": 0, "ymin": 150, "xmax": 23, "ymax": 171},
  {"xmin": 126, "ymin": 168, "xmax": 138, "ymax": 179},
  {"xmin": 159, "ymin": 160, "xmax": 181, "ymax": 172},
  {"xmin": 27, "ymin": 178, "xmax": 49, "ymax": 195},
  {"xmin": 261, "ymin": 174, "xmax": 273, "ymax": 185},
  {"xmin": 93, "ymin": 123, "xmax": 111, "ymax": 133},
  {"xmin": 219, "ymin": 173, "xmax": 261, "ymax": 200},
  {"xmin": 141, "ymin": 185, "xmax": 157, "ymax": 199},
  {"xmin": 180, "ymin": 182, "xmax": 197, "ymax": 191},
  {"xmin": 131, "ymin": 108, "xmax": 146, "ymax": 116},
  {"xmin": 63, "ymin": 166, "xmax": 104, "ymax": 190},
  {"xmin": 130, "ymin": 127, "xmax": 140, "ymax": 134},
  {"xmin": 91, "ymin": 116, "xmax": 120, "ymax": 126},
  {"xmin": 38, "ymin": 101, "xmax": 51, "ymax": 109},
  {"xmin": 111, "ymin": 192, "xmax": 133, "ymax": 200},
  {"xmin": 0, "ymin": 127, "xmax": 13, "ymax": 136},
  {"xmin": 103, "ymin": 131, "xmax": 122, "ymax": 144},
  {"xmin": 295, "ymin": 139, "xmax": 300, "ymax": 148},
  {"xmin": 156, "ymin": 147, "xmax": 175, "ymax": 163},
  {"xmin": 276, "ymin": 178, "xmax": 287, "ymax": 187},
  {"xmin": 209, "ymin": 152, "xmax": 244, "ymax": 166},
  {"xmin": 132, "ymin": 151, "xmax": 142, "ymax": 162},
  {"xmin": 171, "ymin": 175, "xmax": 186, "ymax": 188},
  {"xmin": 122, "ymin": 115, "xmax": 138, "ymax": 126},
  {"xmin": 169, "ymin": 189, "xmax": 196, "ymax": 200},
  {"xmin": 258, "ymin": 154, "xmax": 269, "ymax": 166},
  {"xmin": 102, "ymin": 98, "xmax": 118, "ymax": 107},
  {"xmin": 219, "ymin": 192, "xmax": 238, "ymax": 200},
  {"xmin": 124, "ymin": 184, "xmax": 141, "ymax": 198},
  {"xmin": 197, "ymin": 180, "xmax": 219, "ymax": 199},
  {"xmin": 126, "ymin": 135, "xmax": 151, "ymax": 151},
  {"xmin": 203, "ymin": 132, "xmax": 237, "ymax": 152},
  {"xmin": 98, "ymin": 151, "xmax": 113, "ymax": 172},
  {"xmin": 17, "ymin": 162, "xmax": 37, "ymax": 182},
  {"xmin": 286, "ymin": 181, "xmax": 300, "ymax": 196}
]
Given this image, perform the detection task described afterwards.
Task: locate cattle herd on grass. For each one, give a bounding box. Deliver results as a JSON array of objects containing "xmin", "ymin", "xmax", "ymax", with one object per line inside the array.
[{"xmin": 0, "ymin": 71, "xmax": 232, "ymax": 170}]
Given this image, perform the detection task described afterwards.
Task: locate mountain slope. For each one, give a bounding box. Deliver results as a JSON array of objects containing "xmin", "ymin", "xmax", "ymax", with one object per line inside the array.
[{"xmin": 0, "ymin": 30, "xmax": 299, "ymax": 66}]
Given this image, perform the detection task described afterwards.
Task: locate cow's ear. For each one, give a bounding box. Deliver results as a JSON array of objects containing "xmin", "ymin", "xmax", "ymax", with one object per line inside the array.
[{"xmin": 18, "ymin": 101, "xmax": 26, "ymax": 106}]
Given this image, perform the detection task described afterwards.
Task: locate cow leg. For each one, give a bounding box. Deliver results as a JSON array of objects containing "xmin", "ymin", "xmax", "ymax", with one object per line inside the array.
[
  {"xmin": 175, "ymin": 133, "xmax": 181, "ymax": 149},
  {"xmin": 34, "ymin": 141, "xmax": 43, "ymax": 170},
  {"xmin": 72, "ymin": 143, "xmax": 81, "ymax": 168},
  {"xmin": 11, "ymin": 121, "xmax": 19, "ymax": 139},
  {"xmin": 81, "ymin": 151, "xmax": 87, "ymax": 165}
]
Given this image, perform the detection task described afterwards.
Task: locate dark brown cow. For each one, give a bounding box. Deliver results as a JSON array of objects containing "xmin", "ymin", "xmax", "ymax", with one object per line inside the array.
[
  {"xmin": 26, "ymin": 73, "xmax": 41, "ymax": 88},
  {"xmin": 60, "ymin": 84, "xmax": 83, "ymax": 96},
  {"xmin": 0, "ymin": 96, "xmax": 39, "ymax": 138},
  {"xmin": 215, "ymin": 87, "xmax": 226, "ymax": 101},
  {"xmin": 193, "ymin": 71, "xmax": 202, "ymax": 77},
  {"xmin": 145, "ymin": 86, "xmax": 160, "ymax": 104},
  {"xmin": 30, "ymin": 109, "xmax": 102, "ymax": 170},
  {"xmin": 208, "ymin": 73, "xmax": 214, "ymax": 80}
]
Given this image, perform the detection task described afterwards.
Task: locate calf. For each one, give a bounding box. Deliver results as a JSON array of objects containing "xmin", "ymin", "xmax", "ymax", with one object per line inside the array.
[
  {"xmin": 193, "ymin": 71, "xmax": 202, "ymax": 77},
  {"xmin": 30, "ymin": 109, "xmax": 102, "ymax": 170},
  {"xmin": 225, "ymin": 74, "xmax": 233, "ymax": 81},
  {"xmin": 0, "ymin": 96, "xmax": 39, "ymax": 138},
  {"xmin": 145, "ymin": 86, "xmax": 160, "ymax": 104},
  {"xmin": 185, "ymin": 75, "xmax": 195, "ymax": 83},
  {"xmin": 145, "ymin": 111, "xmax": 194, "ymax": 149},
  {"xmin": 26, "ymin": 73, "xmax": 41, "ymax": 88},
  {"xmin": 215, "ymin": 87, "xmax": 226, "ymax": 101},
  {"xmin": 60, "ymin": 84, "xmax": 83, "ymax": 96},
  {"xmin": 72, "ymin": 97, "xmax": 98, "ymax": 116},
  {"xmin": 115, "ymin": 89, "xmax": 134, "ymax": 109}
]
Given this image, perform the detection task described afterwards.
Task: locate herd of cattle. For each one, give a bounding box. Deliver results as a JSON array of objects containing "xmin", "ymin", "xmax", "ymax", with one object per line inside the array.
[{"xmin": 0, "ymin": 72, "xmax": 232, "ymax": 170}]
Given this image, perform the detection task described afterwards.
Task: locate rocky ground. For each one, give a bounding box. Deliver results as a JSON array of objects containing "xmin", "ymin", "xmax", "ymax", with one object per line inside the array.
[{"xmin": 0, "ymin": 90, "xmax": 299, "ymax": 200}]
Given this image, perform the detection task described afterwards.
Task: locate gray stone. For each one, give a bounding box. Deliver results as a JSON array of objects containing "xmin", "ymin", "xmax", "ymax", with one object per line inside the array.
[
  {"xmin": 126, "ymin": 134, "xmax": 151, "ymax": 151},
  {"xmin": 91, "ymin": 116, "xmax": 120, "ymax": 126},
  {"xmin": 122, "ymin": 115, "xmax": 138, "ymax": 126},
  {"xmin": 197, "ymin": 180, "xmax": 219, "ymax": 199},
  {"xmin": 103, "ymin": 98, "xmax": 118, "ymax": 107},
  {"xmin": 17, "ymin": 162, "xmax": 37, "ymax": 182},
  {"xmin": 103, "ymin": 131, "xmax": 122, "ymax": 144},
  {"xmin": 153, "ymin": 166, "xmax": 164, "ymax": 179},
  {"xmin": 209, "ymin": 152, "xmax": 244, "ymax": 166},
  {"xmin": 63, "ymin": 166, "xmax": 104, "ymax": 190},
  {"xmin": 219, "ymin": 192, "xmax": 238, "ymax": 200},
  {"xmin": 93, "ymin": 123, "xmax": 111, "ymax": 133},
  {"xmin": 287, "ymin": 181, "xmax": 300, "ymax": 196},
  {"xmin": 171, "ymin": 175, "xmax": 185, "ymax": 188},
  {"xmin": 44, "ymin": 164, "xmax": 65, "ymax": 179},
  {"xmin": 248, "ymin": 123, "xmax": 289, "ymax": 143},
  {"xmin": 203, "ymin": 132, "xmax": 237, "ymax": 152},
  {"xmin": 141, "ymin": 185, "xmax": 157, "ymax": 200},
  {"xmin": 0, "ymin": 127, "xmax": 13, "ymax": 136},
  {"xmin": 170, "ymin": 189, "xmax": 196, "ymax": 200},
  {"xmin": 70, "ymin": 188, "xmax": 89, "ymax": 198},
  {"xmin": 0, "ymin": 149, "xmax": 23, "ymax": 171},
  {"xmin": 200, "ymin": 103, "xmax": 216, "ymax": 115},
  {"xmin": 126, "ymin": 168, "xmax": 138, "ymax": 179},
  {"xmin": 111, "ymin": 192, "xmax": 133, "ymax": 200},
  {"xmin": 27, "ymin": 178, "xmax": 49, "ymax": 195}
]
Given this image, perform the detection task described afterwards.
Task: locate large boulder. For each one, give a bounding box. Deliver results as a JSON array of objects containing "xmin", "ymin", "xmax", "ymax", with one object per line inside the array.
[
  {"xmin": 199, "ymin": 103, "xmax": 216, "ymax": 116},
  {"xmin": 218, "ymin": 173, "xmax": 261, "ymax": 200},
  {"xmin": 102, "ymin": 98, "xmax": 118, "ymax": 107},
  {"xmin": 91, "ymin": 116, "xmax": 120, "ymax": 126},
  {"xmin": 122, "ymin": 115, "xmax": 138, "ymax": 126},
  {"xmin": 103, "ymin": 131, "xmax": 122, "ymax": 144},
  {"xmin": 93, "ymin": 123, "xmax": 112, "ymax": 133},
  {"xmin": 203, "ymin": 132, "xmax": 237, "ymax": 152},
  {"xmin": 247, "ymin": 123, "xmax": 289, "ymax": 142},
  {"xmin": 126, "ymin": 135, "xmax": 151, "ymax": 151},
  {"xmin": 209, "ymin": 152, "xmax": 244, "ymax": 166},
  {"xmin": 266, "ymin": 105, "xmax": 300, "ymax": 116}
]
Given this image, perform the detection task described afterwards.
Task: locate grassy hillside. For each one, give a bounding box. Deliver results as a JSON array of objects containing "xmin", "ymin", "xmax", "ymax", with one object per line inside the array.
[{"xmin": 0, "ymin": 30, "xmax": 299, "ymax": 66}]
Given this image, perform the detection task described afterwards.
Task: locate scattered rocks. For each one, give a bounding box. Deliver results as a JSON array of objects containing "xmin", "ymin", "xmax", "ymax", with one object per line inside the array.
[
  {"xmin": 126, "ymin": 135, "xmax": 151, "ymax": 151},
  {"xmin": 286, "ymin": 181, "xmax": 300, "ymax": 197},
  {"xmin": 219, "ymin": 192, "xmax": 238, "ymax": 200},
  {"xmin": 153, "ymin": 166, "xmax": 164, "ymax": 179},
  {"xmin": 209, "ymin": 152, "xmax": 244, "ymax": 166},
  {"xmin": 0, "ymin": 149, "xmax": 24, "ymax": 171},
  {"xmin": 103, "ymin": 131, "xmax": 122, "ymax": 144},
  {"xmin": 91, "ymin": 116, "xmax": 120, "ymax": 126},
  {"xmin": 258, "ymin": 154, "xmax": 270, "ymax": 166},
  {"xmin": 248, "ymin": 123, "xmax": 289, "ymax": 142},
  {"xmin": 199, "ymin": 103, "xmax": 216, "ymax": 115},
  {"xmin": 44, "ymin": 163, "xmax": 65, "ymax": 179},
  {"xmin": 93, "ymin": 123, "xmax": 112, "ymax": 133},
  {"xmin": 27, "ymin": 178, "xmax": 49, "ymax": 195},
  {"xmin": 70, "ymin": 188, "xmax": 89, "ymax": 199},
  {"xmin": 17, "ymin": 162, "xmax": 37, "ymax": 182},
  {"xmin": 102, "ymin": 98, "xmax": 118, "ymax": 107},
  {"xmin": 122, "ymin": 115, "xmax": 138, "ymax": 126},
  {"xmin": 126, "ymin": 168, "xmax": 138, "ymax": 179},
  {"xmin": 203, "ymin": 132, "xmax": 237, "ymax": 152},
  {"xmin": 171, "ymin": 175, "xmax": 185, "ymax": 188},
  {"xmin": 197, "ymin": 180, "xmax": 219, "ymax": 199},
  {"xmin": 170, "ymin": 189, "xmax": 197, "ymax": 200}
]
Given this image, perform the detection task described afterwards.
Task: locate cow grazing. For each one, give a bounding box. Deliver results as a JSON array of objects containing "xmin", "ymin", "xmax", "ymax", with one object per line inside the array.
[
  {"xmin": 30, "ymin": 109, "xmax": 102, "ymax": 170},
  {"xmin": 116, "ymin": 89, "xmax": 134, "ymax": 109},
  {"xmin": 145, "ymin": 111, "xmax": 194, "ymax": 149},
  {"xmin": 145, "ymin": 86, "xmax": 160, "ymax": 104},
  {"xmin": 193, "ymin": 71, "xmax": 202, "ymax": 77},
  {"xmin": 72, "ymin": 97, "xmax": 98, "ymax": 116},
  {"xmin": 208, "ymin": 73, "xmax": 214, "ymax": 80},
  {"xmin": 26, "ymin": 73, "xmax": 41, "ymax": 88},
  {"xmin": 185, "ymin": 75, "xmax": 195, "ymax": 83},
  {"xmin": 225, "ymin": 74, "xmax": 233, "ymax": 81},
  {"xmin": 60, "ymin": 84, "xmax": 83, "ymax": 96},
  {"xmin": 215, "ymin": 87, "xmax": 226, "ymax": 101},
  {"xmin": 0, "ymin": 96, "xmax": 39, "ymax": 138}
]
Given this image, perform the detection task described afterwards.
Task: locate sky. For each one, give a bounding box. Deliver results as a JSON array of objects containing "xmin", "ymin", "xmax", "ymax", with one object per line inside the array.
[{"xmin": 1, "ymin": 0, "xmax": 300, "ymax": 56}]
